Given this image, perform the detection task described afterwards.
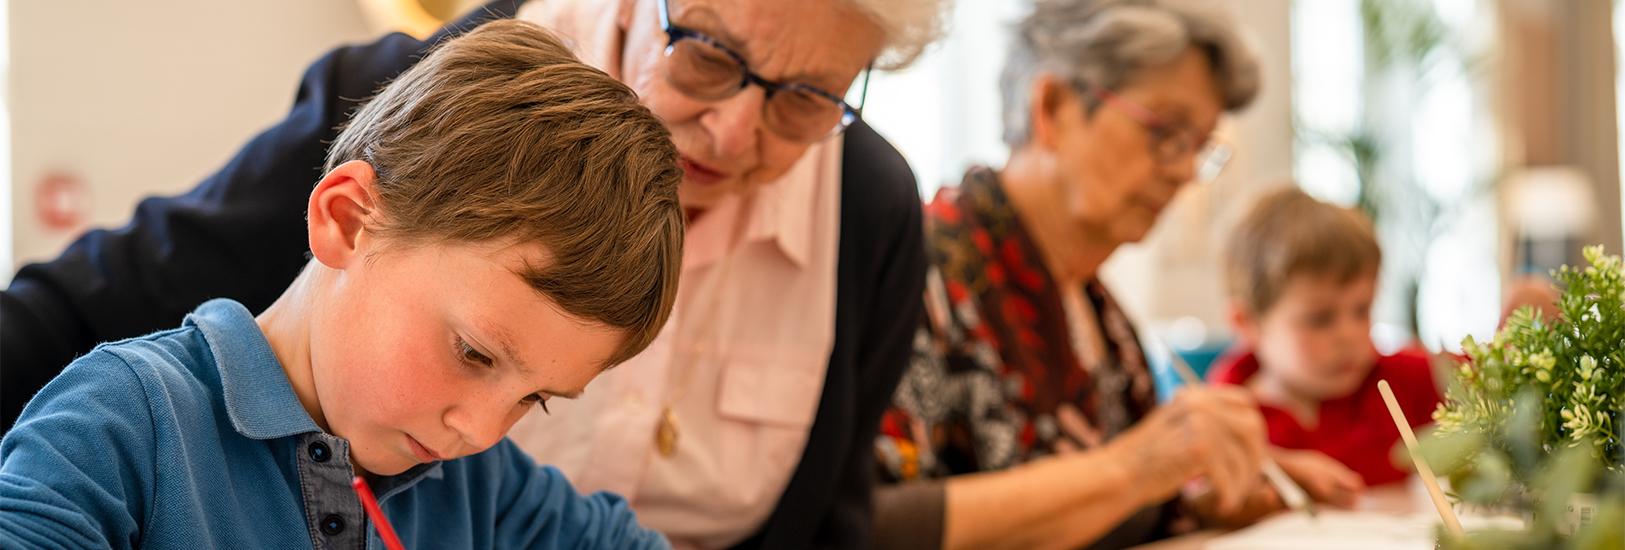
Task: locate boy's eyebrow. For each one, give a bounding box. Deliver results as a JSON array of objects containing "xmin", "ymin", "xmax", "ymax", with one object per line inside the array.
[
  {"xmin": 476, "ymin": 321, "xmax": 527, "ymax": 373},
  {"xmin": 475, "ymin": 319, "xmax": 590, "ymax": 400}
]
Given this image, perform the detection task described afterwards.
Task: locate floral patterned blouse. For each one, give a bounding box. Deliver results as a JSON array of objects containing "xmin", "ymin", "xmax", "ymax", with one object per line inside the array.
[{"xmin": 875, "ymin": 166, "xmax": 1184, "ymax": 546}]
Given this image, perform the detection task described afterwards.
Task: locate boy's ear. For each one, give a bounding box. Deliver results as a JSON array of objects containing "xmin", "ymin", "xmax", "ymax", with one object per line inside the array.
[
  {"xmin": 1228, "ymin": 298, "xmax": 1261, "ymax": 347},
  {"xmin": 307, "ymin": 159, "xmax": 380, "ymax": 269}
]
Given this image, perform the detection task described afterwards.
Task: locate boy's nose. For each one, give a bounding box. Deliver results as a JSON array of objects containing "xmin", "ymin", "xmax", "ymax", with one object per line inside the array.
[
  {"xmin": 446, "ymin": 403, "xmax": 518, "ymax": 454},
  {"xmin": 468, "ymin": 412, "xmax": 516, "ymax": 452}
]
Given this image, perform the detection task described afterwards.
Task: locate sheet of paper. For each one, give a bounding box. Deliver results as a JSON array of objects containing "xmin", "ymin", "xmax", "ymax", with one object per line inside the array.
[{"xmin": 1206, "ymin": 511, "xmax": 1523, "ymax": 550}]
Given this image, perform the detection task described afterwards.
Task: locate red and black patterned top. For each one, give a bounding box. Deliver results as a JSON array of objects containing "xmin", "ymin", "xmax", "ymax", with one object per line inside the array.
[{"xmin": 876, "ymin": 166, "xmax": 1180, "ymax": 545}]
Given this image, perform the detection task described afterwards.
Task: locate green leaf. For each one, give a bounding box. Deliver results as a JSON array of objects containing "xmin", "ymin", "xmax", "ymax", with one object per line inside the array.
[
  {"xmin": 1458, "ymin": 451, "xmax": 1514, "ymax": 505},
  {"xmin": 1569, "ymin": 494, "xmax": 1623, "ymax": 550},
  {"xmin": 1536, "ymin": 444, "xmax": 1598, "ymax": 524},
  {"xmin": 1419, "ymin": 430, "xmax": 1488, "ymax": 475}
]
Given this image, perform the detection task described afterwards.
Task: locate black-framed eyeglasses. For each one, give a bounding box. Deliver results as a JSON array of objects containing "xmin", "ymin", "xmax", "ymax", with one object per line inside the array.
[
  {"xmin": 1090, "ymin": 87, "xmax": 1232, "ymax": 183},
  {"xmin": 657, "ymin": 0, "xmax": 869, "ymax": 143}
]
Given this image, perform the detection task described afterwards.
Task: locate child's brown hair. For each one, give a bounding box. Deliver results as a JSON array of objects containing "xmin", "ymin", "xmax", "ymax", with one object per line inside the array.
[
  {"xmin": 1224, "ymin": 187, "xmax": 1381, "ymax": 315},
  {"xmin": 325, "ymin": 19, "xmax": 684, "ymax": 366}
]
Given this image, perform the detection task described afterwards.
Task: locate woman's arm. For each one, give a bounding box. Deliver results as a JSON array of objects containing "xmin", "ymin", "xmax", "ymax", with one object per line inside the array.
[
  {"xmin": 942, "ymin": 449, "xmax": 1142, "ymax": 550},
  {"xmin": 937, "ymin": 386, "xmax": 1269, "ymax": 550}
]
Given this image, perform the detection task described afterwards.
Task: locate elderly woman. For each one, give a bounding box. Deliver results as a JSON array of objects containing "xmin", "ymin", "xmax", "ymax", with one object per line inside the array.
[
  {"xmin": 872, "ymin": 1, "xmax": 1315, "ymax": 549},
  {"xmin": 1, "ymin": 0, "xmax": 942, "ymax": 548}
]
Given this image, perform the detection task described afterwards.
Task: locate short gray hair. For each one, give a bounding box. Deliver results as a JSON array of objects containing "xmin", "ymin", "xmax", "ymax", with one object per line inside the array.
[
  {"xmin": 1000, "ymin": 0, "xmax": 1261, "ymax": 146},
  {"xmin": 846, "ymin": 0, "xmax": 950, "ymax": 70}
]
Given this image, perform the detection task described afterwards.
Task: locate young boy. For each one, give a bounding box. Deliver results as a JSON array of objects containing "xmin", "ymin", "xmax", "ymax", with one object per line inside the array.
[
  {"xmin": 0, "ymin": 20, "xmax": 683, "ymax": 549},
  {"xmin": 1209, "ymin": 188, "xmax": 1442, "ymax": 489}
]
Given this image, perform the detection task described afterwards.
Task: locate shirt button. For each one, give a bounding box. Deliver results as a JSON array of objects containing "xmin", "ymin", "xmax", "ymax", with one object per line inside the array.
[
  {"xmin": 308, "ymin": 441, "xmax": 331, "ymax": 463},
  {"xmin": 320, "ymin": 513, "xmax": 345, "ymax": 536}
]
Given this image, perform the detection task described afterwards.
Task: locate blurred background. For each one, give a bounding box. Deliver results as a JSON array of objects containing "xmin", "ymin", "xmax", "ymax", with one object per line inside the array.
[{"xmin": 4, "ymin": 0, "xmax": 1623, "ymax": 372}]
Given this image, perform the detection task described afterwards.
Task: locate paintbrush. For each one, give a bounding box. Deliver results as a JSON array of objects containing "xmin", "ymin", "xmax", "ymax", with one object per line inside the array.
[{"xmin": 1159, "ymin": 342, "xmax": 1318, "ymax": 517}]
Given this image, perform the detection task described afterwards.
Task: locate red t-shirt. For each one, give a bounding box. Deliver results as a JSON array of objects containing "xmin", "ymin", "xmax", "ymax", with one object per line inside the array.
[{"xmin": 1207, "ymin": 348, "xmax": 1443, "ymax": 487}]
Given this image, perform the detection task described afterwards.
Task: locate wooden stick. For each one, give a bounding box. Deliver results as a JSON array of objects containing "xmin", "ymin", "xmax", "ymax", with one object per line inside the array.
[
  {"xmin": 1161, "ymin": 346, "xmax": 1316, "ymax": 516},
  {"xmin": 1377, "ymin": 379, "xmax": 1465, "ymax": 537}
]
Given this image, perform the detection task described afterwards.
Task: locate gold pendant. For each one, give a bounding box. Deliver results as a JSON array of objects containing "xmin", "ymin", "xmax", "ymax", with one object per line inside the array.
[{"xmin": 656, "ymin": 407, "xmax": 680, "ymax": 457}]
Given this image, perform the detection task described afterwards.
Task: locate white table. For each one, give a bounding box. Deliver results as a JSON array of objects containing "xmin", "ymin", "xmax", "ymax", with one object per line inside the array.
[{"xmin": 1130, "ymin": 478, "xmax": 1456, "ymax": 550}]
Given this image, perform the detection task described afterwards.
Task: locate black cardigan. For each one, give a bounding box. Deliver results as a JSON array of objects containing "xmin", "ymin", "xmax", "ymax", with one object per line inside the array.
[{"xmin": 0, "ymin": 3, "xmax": 926, "ymax": 548}]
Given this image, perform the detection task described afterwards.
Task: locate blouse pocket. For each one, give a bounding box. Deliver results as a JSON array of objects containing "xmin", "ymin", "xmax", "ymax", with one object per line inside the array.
[
  {"xmin": 716, "ymin": 347, "xmax": 827, "ymax": 428},
  {"xmin": 706, "ymin": 346, "xmax": 829, "ymax": 517}
]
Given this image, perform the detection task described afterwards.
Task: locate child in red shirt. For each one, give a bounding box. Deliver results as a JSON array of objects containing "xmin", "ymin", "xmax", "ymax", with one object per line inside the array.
[{"xmin": 1210, "ymin": 188, "xmax": 1443, "ymax": 489}]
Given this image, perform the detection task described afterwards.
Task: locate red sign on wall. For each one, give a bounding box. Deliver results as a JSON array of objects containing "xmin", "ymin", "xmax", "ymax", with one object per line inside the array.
[{"xmin": 34, "ymin": 170, "xmax": 89, "ymax": 232}]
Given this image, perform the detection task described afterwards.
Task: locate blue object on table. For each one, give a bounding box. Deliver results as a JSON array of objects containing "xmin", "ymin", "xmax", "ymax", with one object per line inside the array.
[{"xmin": 1151, "ymin": 340, "xmax": 1232, "ymax": 402}]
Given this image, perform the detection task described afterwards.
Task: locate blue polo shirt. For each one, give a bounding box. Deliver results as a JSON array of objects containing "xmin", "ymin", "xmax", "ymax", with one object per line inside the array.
[{"xmin": 0, "ymin": 299, "xmax": 667, "ymax": 549}]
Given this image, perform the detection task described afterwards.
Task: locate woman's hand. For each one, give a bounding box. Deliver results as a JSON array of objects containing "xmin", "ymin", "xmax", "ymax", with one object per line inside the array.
[
  {"xmin": 1101, "ymin": 386, "xmax": 1268, "ymax": 514},
  {"xmin": 1183, "ymin": 447, "xmax": 1367, "ymax": 529}
]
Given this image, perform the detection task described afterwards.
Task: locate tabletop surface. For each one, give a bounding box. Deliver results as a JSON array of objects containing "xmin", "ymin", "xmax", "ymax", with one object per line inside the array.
[{"xmin": 1130, "ymin": 478, "xmax": 1468, "ymax": 550}]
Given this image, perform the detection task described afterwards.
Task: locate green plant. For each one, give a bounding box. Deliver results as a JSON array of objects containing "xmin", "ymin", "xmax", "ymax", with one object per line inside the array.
[
  {"xmin": 1424, "ymin": 245, "xmax": 1624, "ymax": 548},
  {"xmin": 1434, "ymin": 245, "xmax": 1623, "ymax": 466}
]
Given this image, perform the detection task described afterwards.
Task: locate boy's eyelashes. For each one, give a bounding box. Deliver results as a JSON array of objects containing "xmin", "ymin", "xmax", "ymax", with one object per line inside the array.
[
  {"xmin": 456, "ymin": 337, "xmax": 495, "ymax": 367},
  {"xmin": 522, "ymin": 393, "xmax": 551, "ymax": 415},
  {"xmin": 454, "ymin": 336, "xmax": 551, "ymax": 415}
]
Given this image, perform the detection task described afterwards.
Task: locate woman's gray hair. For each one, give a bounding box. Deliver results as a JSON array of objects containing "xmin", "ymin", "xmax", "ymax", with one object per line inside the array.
[
  {"xmin": 1000, "ymin": 0, "xmax": 1261, "ymax": 146},
  {"xmin": 846, "ymin": 0, "xmax": 951, "ymax": 70}
]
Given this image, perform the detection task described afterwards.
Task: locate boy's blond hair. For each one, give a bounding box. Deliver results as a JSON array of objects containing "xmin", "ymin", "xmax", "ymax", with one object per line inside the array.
[
  {"xmin": 1224, "ymin": 187, "xmax": 1381, "ymax": 315},
  {"xmin": 325, "ymin": 20, "xmax": 683, "ymax": 367}
]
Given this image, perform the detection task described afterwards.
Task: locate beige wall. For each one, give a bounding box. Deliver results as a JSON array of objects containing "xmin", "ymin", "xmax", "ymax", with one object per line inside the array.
[
  {"xmin": 1497, "ymin": 0, "xmax": 1625, "ymax": 256},
  {"xmin": 6, "ymin": 1, "xmax": 374, "ymax": 278},
  {"xmin": 3, "ymin": 0, "xmax": 1299, "ymax": 332}
]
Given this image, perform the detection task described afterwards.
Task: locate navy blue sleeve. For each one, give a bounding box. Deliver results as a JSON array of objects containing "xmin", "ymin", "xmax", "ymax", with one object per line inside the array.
[
  {"xmin": 0, "ymin": 33, "xmax": 429, "ymax": 430},
  {"xmin": 734, "ymin": 121, "xmax": 927, "ymax": 549},
  {"xmin": 818, "ymin": 123, "xmax": 928, "ymax": 549}
]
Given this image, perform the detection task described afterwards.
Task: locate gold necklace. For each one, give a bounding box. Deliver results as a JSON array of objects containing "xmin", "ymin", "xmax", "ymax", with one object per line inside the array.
[
  {"xmin": 655, "ymin": 208, "xmax": 747, "ymax": 457},
  {"xmin": 656, "ymin": 408, "xmax": 681, "ymax": 457}
]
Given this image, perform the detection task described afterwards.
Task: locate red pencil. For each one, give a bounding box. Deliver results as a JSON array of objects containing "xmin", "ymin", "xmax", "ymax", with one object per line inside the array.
[{"xmin": 351, "ymin": 476, "xmax": 407, "ymax": 550}]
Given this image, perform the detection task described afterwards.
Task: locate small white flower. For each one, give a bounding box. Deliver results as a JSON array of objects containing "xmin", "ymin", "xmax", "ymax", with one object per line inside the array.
[{"xmin": 1527, "ymin": 350, "xmax": 1557, "ymax": 379}]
